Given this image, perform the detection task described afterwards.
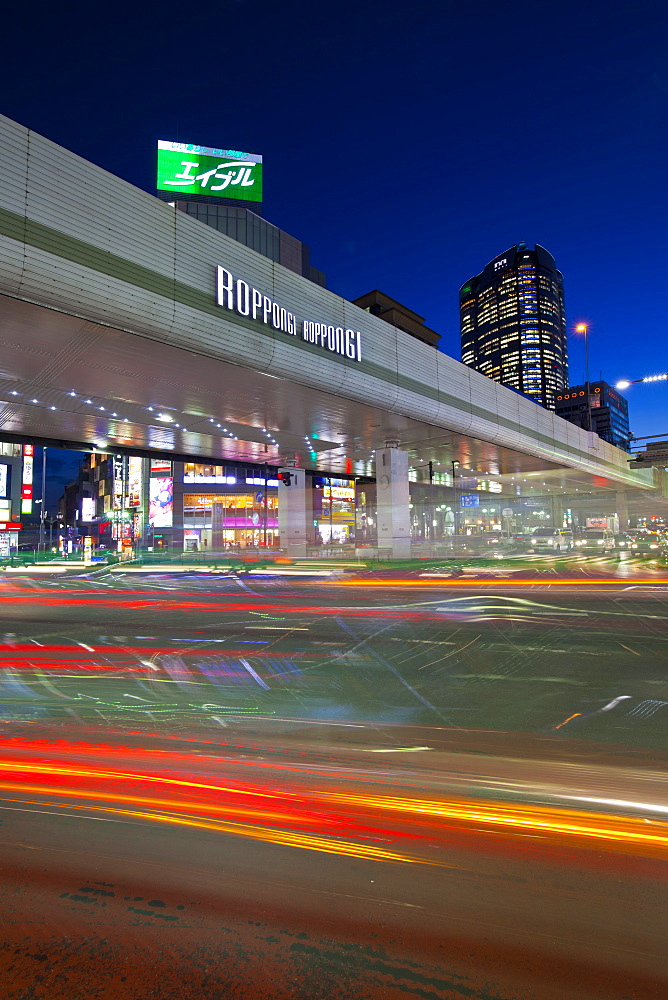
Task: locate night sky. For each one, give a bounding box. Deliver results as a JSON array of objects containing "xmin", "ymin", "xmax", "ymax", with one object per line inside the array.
[{"xmin": 3, "ymin": 0, "xmax": 668, "ymax": 456}]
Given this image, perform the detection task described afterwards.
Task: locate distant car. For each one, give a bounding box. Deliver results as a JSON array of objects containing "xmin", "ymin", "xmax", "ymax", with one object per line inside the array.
[
  {"xmin": 574, "ymin": 529, "xmax": 615, "ymax": 552},
  {"xmin": 529, "ymin": 528, "xmax": 572, "ymax": 553},
  {"xmin": 626, "ymin": 532, "xmax": 663, "ymax": 556},
  {"xmin": 613, "ymin": 533, "xmax": 635, "ymax": 552},
  {"xmin": 480, "ymin": 531, "xmax": 505, "ymax": 546}
]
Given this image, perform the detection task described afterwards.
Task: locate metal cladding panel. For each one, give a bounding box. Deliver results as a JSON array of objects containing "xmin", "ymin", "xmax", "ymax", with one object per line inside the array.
[
  {"xmin": 0, "ymin": 117, "xmax": 29, "ymax": 297},
  {"xmin": 17, "ymin": 246, "xmax": 176, "ymax": 340},
  {"xmin": 173, "ymin": 212, "xmax": 279, "ymax": 371},
  {"xmin": 0, "ymin": 116, "xmax": 29, "ymax": 215},
  {"xmin": 394, "ymin": 337, "xmax": 440, "ymax": 425},
  {"xmin": 22, "ymin": 132, "xmax": 176, "ymax": 280},
  {"xmin": 435, "ymin": 353, "xmax": 474, "ymax": 434}
]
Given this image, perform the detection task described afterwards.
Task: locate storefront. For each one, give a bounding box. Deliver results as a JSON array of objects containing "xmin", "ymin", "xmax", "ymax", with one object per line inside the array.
[
  {"xmin": 313, "ymin": 479, "xmax": 356, "ymax": 544},
  {"xmin": 183, "ymin": 490, "xmax": 279, "ymax": 549}
]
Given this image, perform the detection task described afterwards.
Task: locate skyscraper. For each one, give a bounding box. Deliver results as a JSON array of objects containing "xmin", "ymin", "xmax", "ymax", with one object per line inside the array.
[{"xmin": 460, "ymin": 243, "xmax": 568, "ymax": 409}]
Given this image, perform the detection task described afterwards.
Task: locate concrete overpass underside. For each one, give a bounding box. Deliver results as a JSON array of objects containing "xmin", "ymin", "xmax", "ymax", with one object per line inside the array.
[{"xmin": 0, "ymin": 291, "xmax": 659, "ymax": 512}]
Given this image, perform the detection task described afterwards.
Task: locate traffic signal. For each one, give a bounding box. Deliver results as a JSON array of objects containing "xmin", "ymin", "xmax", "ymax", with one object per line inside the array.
[{"xmin": 279, "ymin": 471, "xmax": 294, "ymax": 487}]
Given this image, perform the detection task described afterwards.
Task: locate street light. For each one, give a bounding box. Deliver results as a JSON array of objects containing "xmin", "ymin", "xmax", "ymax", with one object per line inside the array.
[
  {"xmin": 616, "ymin": 372, "xmax": 668, "ymax": 391},
  {"xmin": 575, "ymin": 323, "xmax": 592, "ymax": 432}
]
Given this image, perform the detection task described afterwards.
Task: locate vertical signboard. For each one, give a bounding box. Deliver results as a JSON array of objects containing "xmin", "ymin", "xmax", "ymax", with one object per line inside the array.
[
  {"xmin": 127, "ymin": 457, "xmax": 143, "ymax": 507},
  {"xmin": 113, "ymin": 456, "xmax": 125, "ymax": 511},
  {"xmin": 22, "ymin": 445, "xmax": 33, "ymax": 514},
  {"xmin": 83, "ymin": 536, "xmax": 93, "ymax": 565}
]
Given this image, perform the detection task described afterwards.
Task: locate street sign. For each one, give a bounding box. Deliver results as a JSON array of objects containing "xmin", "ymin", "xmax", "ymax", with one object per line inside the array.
[
  {"xmin": 460, "ymin": 494, "xmax": 479, "ymax": 508},
  {"xmin": 501, "ymin": 508, "xmax": 513, "ymax": 518}
]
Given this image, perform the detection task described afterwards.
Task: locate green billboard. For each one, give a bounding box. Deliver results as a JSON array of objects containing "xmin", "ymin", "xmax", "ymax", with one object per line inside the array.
[{"xmin": 156, "ymin": 141, "xmax": 263, "ymax": 203}]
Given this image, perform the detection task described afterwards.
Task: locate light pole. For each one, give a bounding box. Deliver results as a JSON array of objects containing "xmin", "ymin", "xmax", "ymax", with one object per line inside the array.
[
  {"xmin": 38, "ymin": 446, "xmax": 47, "ymax": 550},
  {"xmin": 451, "ymin": 460, "xmax": 460, "ymax": 556},
  {"xmin": 575, "ymin": 323, "xmax": 592, "ymax": 432}
]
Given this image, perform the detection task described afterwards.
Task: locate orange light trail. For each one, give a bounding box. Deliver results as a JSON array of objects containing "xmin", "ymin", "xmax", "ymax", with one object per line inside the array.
[{"xmin": 0, "ymin": 740, "xmax": 665, "ymax": 867}]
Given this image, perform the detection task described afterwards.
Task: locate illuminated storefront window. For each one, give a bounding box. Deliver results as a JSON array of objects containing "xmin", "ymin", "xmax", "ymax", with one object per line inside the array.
[{"xmin": 183, "ymin": 492, "xmax": 278, "ymax": 550}]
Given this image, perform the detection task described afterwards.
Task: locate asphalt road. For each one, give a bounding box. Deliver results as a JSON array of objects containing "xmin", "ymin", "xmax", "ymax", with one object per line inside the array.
[{"xmin": 0, "ymin": 562, "xmax": 667, "ymax": 998}]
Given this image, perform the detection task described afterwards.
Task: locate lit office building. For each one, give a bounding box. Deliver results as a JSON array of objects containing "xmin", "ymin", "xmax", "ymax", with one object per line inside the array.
[
  {"xmin": 555, "ymin": 382, "xmax": 631, "ymax": 451},
  {"xmin": 460, "ymin": 244, "xmax": 568, "ymax": 409}
]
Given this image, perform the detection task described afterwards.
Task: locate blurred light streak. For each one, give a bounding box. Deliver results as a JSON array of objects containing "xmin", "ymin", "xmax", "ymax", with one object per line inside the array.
[
  {"xmin": 323, "ymin": 791, "xmax": 668, "ymax": 859},
  {"xmin": 0, "ymin": 795, "xmax": 421, "ymax": 865},
  {"xmin": 554, "ymin": 712, "xmax": 582, "ymax": 729},
  {"xmin": 0, "ymin": 740, "xmax": 666, "ymax": 866}
]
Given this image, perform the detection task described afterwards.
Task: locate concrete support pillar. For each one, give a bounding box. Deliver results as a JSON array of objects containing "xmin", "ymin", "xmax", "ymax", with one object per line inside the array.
[
  {"xmin": 616, "ymin": 490, "xmax": 629, "ymax": 530},
  {"xmin": 278, "ymin": 467, "xmax": 307, "ymax": 557},
  {"xmin": 375, "ymin": 446, "xmax": 411, "ymax": 559},
  {"xmin": 211, "ymin": 501, "xmax": 224, "ymax": 551},
  {"xmin": 551, "ymin": 496, "xmax": 563, "ymax": 528},
  {"xmin": 171, "ymin": 462, "xmax": 185, "ymax": 551}
]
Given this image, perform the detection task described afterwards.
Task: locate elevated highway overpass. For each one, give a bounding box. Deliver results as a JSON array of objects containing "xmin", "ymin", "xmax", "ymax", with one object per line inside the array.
[{"xmin": 0, "ymin": 114, "xmax": 658, "ymax": 530}]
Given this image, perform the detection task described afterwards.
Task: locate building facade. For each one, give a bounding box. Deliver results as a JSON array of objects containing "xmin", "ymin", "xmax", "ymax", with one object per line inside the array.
[
  {"xmin": 352, "ymin": 290, "xmax": 440, "ymax": 348},
  {"xmin": 460, "ymin": 243, "xmax": 568, "ymax": 409},
  {"xmin": 155, "ymin": 139, "xmax": 325, "ymax": 287},
  {"xmin": 555, "ymin": 382, "xmax": 631, "ymax": 451}
]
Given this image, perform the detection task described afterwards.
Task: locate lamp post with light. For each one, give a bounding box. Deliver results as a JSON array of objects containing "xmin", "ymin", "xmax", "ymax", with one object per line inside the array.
[
  {"xmin": 575, "ymin": 323, "xmax": 592, "ymax": 432},
  {"xmin": 451, "ymin": 460, "xmax": 460, "ymax": 557}
]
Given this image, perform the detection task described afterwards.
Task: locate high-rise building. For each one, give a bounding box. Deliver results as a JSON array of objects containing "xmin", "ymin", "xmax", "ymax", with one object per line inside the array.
[
  {"xmin": 460, "ymin": 243, "xmax": 568, "ymax": 409},
  {"xmin": 555, "ymin": 381, "xmax": 631, "ymax": 451}
]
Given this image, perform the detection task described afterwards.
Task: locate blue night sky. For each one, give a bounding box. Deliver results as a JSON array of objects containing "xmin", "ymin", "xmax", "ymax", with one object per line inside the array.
[{"xmin": 3, "ymin": 0, "xmax": 668, "ymax": 442}]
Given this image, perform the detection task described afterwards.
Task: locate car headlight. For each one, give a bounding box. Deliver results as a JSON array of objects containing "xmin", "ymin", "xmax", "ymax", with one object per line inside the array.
[
  {"xmin": 547, "ymin": 539, "xmax": 553, "ymax": 545},
  {"xmin": 575, "ymin": 540, "xmax": 584, "ymax": 546},
  {"xmin": 617, "ymin": 541, "xmax": 626, "ymax": 546},
  {"xmin": 597, "ymin": 540, "xmax": 604, "ymax": 545},
  {"xmin": 632, "ymin": 544, "xmax": 638, "ymax": 548},
  {"xmin": 650, "ymin": 544, "xmax": 658, "ymax": 549}
]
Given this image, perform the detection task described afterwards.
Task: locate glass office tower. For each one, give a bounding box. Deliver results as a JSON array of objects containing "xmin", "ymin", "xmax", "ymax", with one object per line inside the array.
[
  {"xmin": 460, "ymin": 243, "xmax": 568, "ymax": 409},
  {"xmin": 555, "ymin": 382, "xmax": 631, "ymax": 450}
]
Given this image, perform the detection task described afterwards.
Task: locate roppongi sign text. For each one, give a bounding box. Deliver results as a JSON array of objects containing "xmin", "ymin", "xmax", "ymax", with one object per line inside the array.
[{"xmin": 215, "ymin": 266, "xmax": 362, "ymax": 362}]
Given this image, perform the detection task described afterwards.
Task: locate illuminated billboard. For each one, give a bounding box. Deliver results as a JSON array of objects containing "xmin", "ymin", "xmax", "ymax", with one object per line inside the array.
[
  {"xmin": 81, "ymin": 498, "xmax": 95, "ymax": 522},
  {"xmin": 0, "ymin": 464, "xmax": 8, "ymax": 499},
  {"xmin": 127, "ymin": 457, "xmax": 143, "ymax": 507},
  {"xmin": 151, "ymin": 458, "xmax": 172, "ymax": 474},
  {"xmin": 149, "ymin": 478, "xmax": 173, "ymax": 528},
  {"xmin": 157, "ymin": 141, "xmax": 262, "ymax": 203}
]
